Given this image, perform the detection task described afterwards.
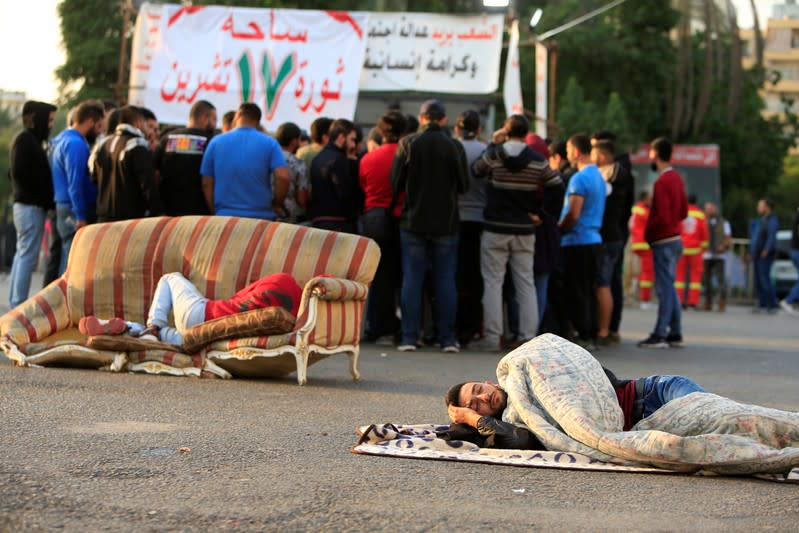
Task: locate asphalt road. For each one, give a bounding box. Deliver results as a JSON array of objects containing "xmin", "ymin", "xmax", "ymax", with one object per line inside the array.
[{"xmin": 1, "ymin": 285, "xmax": 798, "ymax": 531}]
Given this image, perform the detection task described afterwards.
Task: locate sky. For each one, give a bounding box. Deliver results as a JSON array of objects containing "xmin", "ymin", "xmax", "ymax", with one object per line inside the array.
[{"xmin": 0, "ymin": 0, "xmax": 780, "ymax": 104}]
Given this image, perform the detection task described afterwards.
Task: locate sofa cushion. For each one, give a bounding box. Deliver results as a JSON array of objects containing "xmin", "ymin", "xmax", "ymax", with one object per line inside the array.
[{"xmin": 181, "ymin": 306, "xmax": 296, "ymax": 353}]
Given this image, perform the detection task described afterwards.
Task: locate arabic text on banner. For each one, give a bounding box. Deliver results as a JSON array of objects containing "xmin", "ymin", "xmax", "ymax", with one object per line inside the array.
[
  {"xmin": 129, "ymin": 3, "xmax": 369, "ymax": 130},
  {"xmin": 360, "ymin": 13, "xmax": 503, "ymax": 94}
]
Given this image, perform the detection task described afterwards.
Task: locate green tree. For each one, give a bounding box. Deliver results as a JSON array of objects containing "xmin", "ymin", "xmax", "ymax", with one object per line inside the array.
[
  {"xmin": 768, "ymin": 155, "xmax": 799, "ymax": 226},
  {"xmin": 603, "ymin": 92, "xmax": 633, "ymax": 150},
  {"xmin": 57, "ymin": 0, "xmax": 125, "ymax": 104},
  {"xmin": 555, "ymin": 77, "xmax": 599, "ymax": 138}
]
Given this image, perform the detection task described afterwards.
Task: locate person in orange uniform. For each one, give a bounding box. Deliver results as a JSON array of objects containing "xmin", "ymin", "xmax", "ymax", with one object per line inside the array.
[
  {"xmin": 675, "ymin": 194, "xmax": 709, "ymax": 307},
  {"xmin": 629, "ymin": 191, "xmax": 653, "ymax": 304}
]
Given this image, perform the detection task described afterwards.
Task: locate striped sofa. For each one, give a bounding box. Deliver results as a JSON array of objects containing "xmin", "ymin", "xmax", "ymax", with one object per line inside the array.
[{"xmin": 0, "ymin": 216, "xmax": 380, "ymax": 384}]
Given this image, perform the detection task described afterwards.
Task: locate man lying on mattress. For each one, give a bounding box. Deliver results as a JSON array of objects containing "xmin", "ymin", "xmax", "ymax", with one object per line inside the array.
[
  {"xmin": 440, "ymin": 369, "xmax": 705, "ymax": 449},
  {"xmin": 78, "ymin": 272, "xmax": 302, "ymax": 346}
]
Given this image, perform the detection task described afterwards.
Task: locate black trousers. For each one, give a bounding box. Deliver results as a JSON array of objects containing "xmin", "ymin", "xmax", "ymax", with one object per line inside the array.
[
  {"xmin": 609, "ymin": 237, "xmax": 627, "ymax": 333},
  {"xmin": 703, "ymin": 258, "xmax": 726, "ymax": 303},
  {"xmin": 364, "ymin": 222, "xmax": 401, "ymax": 339},
  {"xmin": 562, "ymin": 244, "xmax": 600, "ymax": 341},
  {"xmin": 456, "ymin": 221, "xmax": 483, "ymax": 343},
  {"xmin": 42, "ymin": 209, "xmax": 61, "ymax": 287}
]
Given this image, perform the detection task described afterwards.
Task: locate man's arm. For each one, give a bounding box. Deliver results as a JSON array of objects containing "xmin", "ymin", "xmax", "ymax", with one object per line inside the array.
[
  {"xmin": 471, "ymin": 146, "xmax": 493, "ymax": 178},
  {"xmin": 272, "ymin": 166, "xmax": 290, "ymax": 208},
  {"xmin": 65, "ymin": 140, "xmax": 90, "ymax": 227},
  {"xmin": 762, "ymin": 215, "xmax": 780, "ymax": 256},
  {"xmin": 133, "ymin": 148, "xmax": 162, "ymax": 216},
  {"xmin": 201, "ymin": 176, "xmax": 215, "ymax": 214},
  {"xmin": 453, "ymin": 141, "xmax": 469, "ymax": 194},
  {"xmin": 558, "ymin": 194, "xmax": 584, "ymax": 231},
  {"xmin": 389, "ymin": 138, "xmax": 408, "ymax": 193},
  {"xmin": 448, "ymin": 405, "xmax": 544, "ymax": 450}
]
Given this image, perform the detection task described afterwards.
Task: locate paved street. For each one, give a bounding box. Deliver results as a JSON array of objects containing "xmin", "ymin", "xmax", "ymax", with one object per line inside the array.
[{"xmin": 1, "ymin": 273, "xmax": 798, "ymax": 531}]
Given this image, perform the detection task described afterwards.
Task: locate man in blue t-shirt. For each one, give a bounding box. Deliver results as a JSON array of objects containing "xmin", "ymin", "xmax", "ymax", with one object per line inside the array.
[
  {"xmin": 200, "ymin": 103, "xmax": 288, "ymax": 219},
  {"xmin": 51, "ymin": 100, "xmax": 105, "ymax": 275},
  {"xmin": 558, "ymin": 133, "xmax": 606, "ymax": 349}
]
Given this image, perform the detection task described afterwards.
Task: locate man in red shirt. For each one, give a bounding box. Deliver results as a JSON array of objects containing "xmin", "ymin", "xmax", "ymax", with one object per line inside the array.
[
  {"xmin": 80, "ymin": 272, "xmax": 302, "ymax": 346},
  {"xmin": 638, "ymin": 137, "xmax": 688, "ymax": 349}
]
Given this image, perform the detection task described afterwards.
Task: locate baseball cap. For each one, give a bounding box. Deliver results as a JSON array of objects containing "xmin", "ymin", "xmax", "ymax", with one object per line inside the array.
[{"xmin": 419, "ymin": 99, "xmax": 446, "ymax": 120}]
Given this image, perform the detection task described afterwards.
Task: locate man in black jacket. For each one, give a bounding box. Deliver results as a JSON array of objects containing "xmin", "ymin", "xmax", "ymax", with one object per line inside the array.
[
  {"xmin": 308, "ymin": 118, "xmax": 361, "ymax": 233},
  {"xmin": 8, "ymin": 100, "xmax": 56, "ymax": 308},
  {"xmin": 591, "ymin": 137, "xmax": 634, "ymax": 345},
  {"xmin": 154, "ymin": 100, "xmax": 216, "ymax": 216},
  {"xmin": 90, "ymin": 106, "xmax": 162, "ymax": 222},
  {"xmin": 390, "ymin": 99, "xmax": 468, "ymax": 353}
]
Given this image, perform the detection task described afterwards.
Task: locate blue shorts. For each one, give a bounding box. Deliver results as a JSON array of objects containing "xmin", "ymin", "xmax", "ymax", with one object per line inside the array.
[{"xmin": 596, "ymin": 240, "xmax": 624, "ymax": 287}]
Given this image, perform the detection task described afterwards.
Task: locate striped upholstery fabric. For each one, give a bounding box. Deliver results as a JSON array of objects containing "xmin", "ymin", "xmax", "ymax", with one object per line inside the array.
[
  {"xmin": 65, "ymin": 216, "xmax": 379, "ymax": 324},
  {"xmin": 1, "ymin": 280, "xmax": 70, "ymax": 345},
  {"xmin": 0, "ymin": 216, "xmax": 380, "ymax": 383}
]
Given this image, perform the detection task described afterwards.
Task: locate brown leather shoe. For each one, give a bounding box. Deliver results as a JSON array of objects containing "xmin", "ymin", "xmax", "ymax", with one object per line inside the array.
[{"xmin": 703, "ymin": 301, "xmax": 712, "ymax": 312}]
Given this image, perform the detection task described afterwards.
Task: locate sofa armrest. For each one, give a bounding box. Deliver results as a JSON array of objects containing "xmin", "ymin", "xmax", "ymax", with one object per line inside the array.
[
  {"xmin": 303, "ymin": 276, "xmax": 370, "ymax": 301},
  {"xmin": 0, "ymin": 279, "xmax": 71, "ymax": 345}
]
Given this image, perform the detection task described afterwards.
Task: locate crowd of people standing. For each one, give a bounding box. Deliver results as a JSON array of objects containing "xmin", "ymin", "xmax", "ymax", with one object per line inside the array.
[{"xmin": 8, "ymin": 95, "xmax": 798, "ymax": 350}]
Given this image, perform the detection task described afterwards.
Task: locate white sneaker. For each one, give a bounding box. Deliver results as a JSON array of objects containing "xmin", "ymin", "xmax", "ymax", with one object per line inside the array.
[
  {"xmin": 780, "ymin": 300, "xmax": 796, "ymax": 315},
  {"xmin": 396, "ymin": 344, "xmax": 417, "ymax": 352}
]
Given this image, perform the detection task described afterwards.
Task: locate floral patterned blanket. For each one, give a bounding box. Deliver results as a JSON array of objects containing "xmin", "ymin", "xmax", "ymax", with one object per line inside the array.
[
  {"xmin": 351, "ymin": 424, "xmax": 799, "ymax": 482},
  {"xmin": 497, "ymin": 334, "xmax": 799, "ymax": 475}
]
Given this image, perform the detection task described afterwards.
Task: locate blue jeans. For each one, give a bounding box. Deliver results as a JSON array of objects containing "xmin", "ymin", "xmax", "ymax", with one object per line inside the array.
[
  {"xmin": 753, "ymin": 255, "xmax": 777, "ymax": 309},
  {"xmin": 641, "ymin": 375, "xmax": 706, "ymax": 419},
  {"xmin": 535, "ymin": 273, "xmax": 549, "ymax": 327},
  {"xmin": 786, "ymin": 249, "xmax": 799, "ymax": 304},
  {"xmin": 146, "ymin": 273, "xmax": 209, "ymax": 345},
  {"xmin": 8, "ymin": 203, "xmax": 46, "ymax": 308},
  {"xmin": 399, "ymin": 229, "xmax": 458, "ymax": 347},
  {"xmin": 597, "ymin": 240, "xmax": 624, "ymax": 288},
  {"xmin": 55, "ymin": 203, "xmax": 78, "ymax": 276},
  {"xmin": 651, "ymin": 239, "xmax": 683, "ymax": 338}
]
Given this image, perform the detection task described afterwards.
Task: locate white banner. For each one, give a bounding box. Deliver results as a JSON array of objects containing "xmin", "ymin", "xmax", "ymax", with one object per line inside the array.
[
  {"xmin": 534, "ymin": 42, "xmax": 548, "ymax": 138},
  {"xmin": 129, "ymin": 4, "xmax": 369, "ymax": 130},
  {"xmin": 502, "ymin": 19, "xmax": 523, "ymax": 117},
  {"xmin": 360, "ymin": 13, "xmax": 503, "ymax": 94}
]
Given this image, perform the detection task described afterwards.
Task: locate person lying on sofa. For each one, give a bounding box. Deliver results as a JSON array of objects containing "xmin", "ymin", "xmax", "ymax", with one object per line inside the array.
[
  {"xmin": 439, "ymin": 368, "xmax": 705, "ymax": 450},
  {"xmin": 79, "ymin": 272, "xmax": 302, "ymax": 346}
]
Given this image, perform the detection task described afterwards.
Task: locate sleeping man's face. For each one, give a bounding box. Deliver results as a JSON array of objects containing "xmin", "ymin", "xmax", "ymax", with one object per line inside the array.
[{"xmin": 458, "ymin": 381, "xmax": 508, "ymax": 418}]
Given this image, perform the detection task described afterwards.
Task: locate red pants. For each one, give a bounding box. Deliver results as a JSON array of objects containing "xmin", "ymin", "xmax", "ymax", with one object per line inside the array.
[
  {"xmin": 635, "ymin": 250, "xmax": 653, "ymax": 302},
  {"xmin": 676, "ymin": 253, "xmax": 704, "ymax": 306}
]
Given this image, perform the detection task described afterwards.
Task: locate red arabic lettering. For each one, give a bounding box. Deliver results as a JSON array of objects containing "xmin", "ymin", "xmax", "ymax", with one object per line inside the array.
[
  {"xmin": 160, "ymin": 57, "xmax": 233, "ymax": 104},
  {"xmin": 293, "ymin": 57, "xmax": 344, "ymax": 114},
  {"xmin": 456, "ymin": 25, "xmax": 497, "ymax": 41},
  {"xmin": 268, "ymin": 10, "xmax": 308, "ymax": 43},
  {"xmin": 222, "ymin": 14, "xmax": 265, "ymax": 40}
]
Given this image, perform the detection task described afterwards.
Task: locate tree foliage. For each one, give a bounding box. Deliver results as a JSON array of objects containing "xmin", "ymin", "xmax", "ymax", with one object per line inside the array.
[{"xmin": 57, "ymin": 0, "xmax": 125, "ymax": 104}]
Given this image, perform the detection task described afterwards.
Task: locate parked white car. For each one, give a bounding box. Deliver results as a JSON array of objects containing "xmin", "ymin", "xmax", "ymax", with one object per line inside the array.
[{"xmin": 773, "ymin": 230, "xmax": 798, "ymax": 298}]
